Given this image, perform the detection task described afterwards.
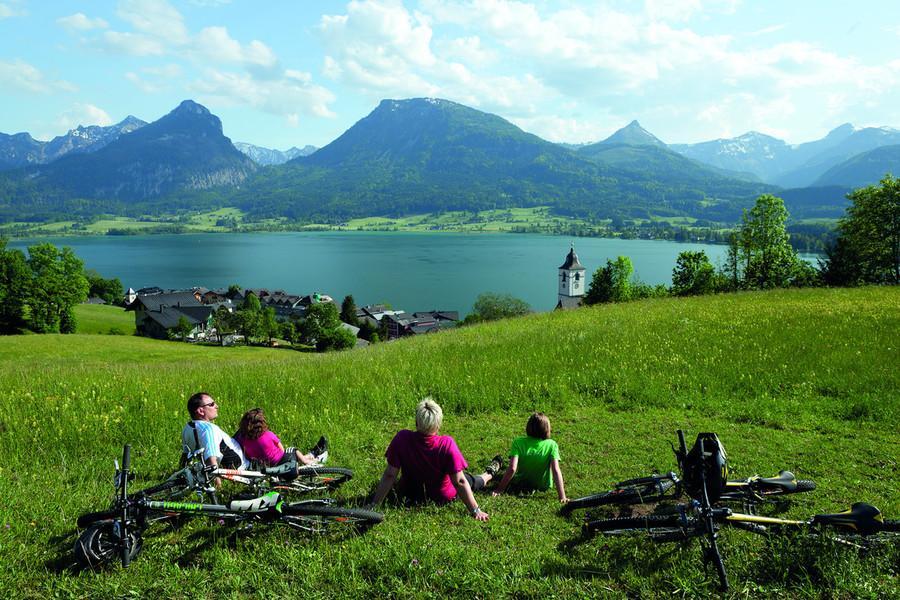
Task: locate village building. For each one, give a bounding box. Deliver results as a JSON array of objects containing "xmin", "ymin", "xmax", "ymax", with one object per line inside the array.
[{"xmin": 556, "ymin": 245, "xmax": 586, "ymax": 310}]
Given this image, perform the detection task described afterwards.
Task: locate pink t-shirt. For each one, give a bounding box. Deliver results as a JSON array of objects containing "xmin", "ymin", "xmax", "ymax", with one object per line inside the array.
[
  {"xmin": 236, "ymin": 430, "xmax": 284, "ymax": 466},
  {"xmin": 385, "ymin": 430, "xmax": 468, "ymax": 503}
]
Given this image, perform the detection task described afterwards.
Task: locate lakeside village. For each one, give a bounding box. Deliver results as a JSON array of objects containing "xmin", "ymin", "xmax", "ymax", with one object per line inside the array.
[{"xmin": 114, "ymin": 247, "xmax": 588, "ymax": 348}]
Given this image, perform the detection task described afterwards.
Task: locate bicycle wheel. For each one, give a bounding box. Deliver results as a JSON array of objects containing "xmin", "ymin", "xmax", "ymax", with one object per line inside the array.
[
  {"xmin": 564, "ymin": 477, "xmax": 676, "ymax": 514},
  {"xmin": 881, "ymin": 520, "xmax": 900, "ymax": 533},
  {"xmin": 281, "ymin": 502, "xmax": 383, "ymax": 534},
  {"xmin": 584, "ymin": 513, "xmax": 687, "ymax": 537},
  {"xmin": 280, "ymin": 467, "xmax": 354, "ymax": 494},
  {"xmin": 74, "ymin": 521, "xmax": 142, "ymax": 568}
]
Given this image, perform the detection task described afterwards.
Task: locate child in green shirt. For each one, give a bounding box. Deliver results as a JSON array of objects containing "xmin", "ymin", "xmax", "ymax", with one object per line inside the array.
[{"xmin": 492, "ymin": 412, "xmax": 568, "ymax": 503}]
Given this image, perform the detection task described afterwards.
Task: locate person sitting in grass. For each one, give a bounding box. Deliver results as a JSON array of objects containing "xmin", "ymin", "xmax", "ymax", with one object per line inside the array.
[
  {"xmin": 181, "ymin": 391, "xmax": 250, "ymax": 472},
  {"xmin": 491, "ymin": 412, "xmax": 568, "ymax": 504},
  {"xmin": 234, "ymin": 407, "xmax": 328, "ymax": 467},
  {"xmin": 368, "ymin": 397, "xmax": 503, "ymax": 521}
]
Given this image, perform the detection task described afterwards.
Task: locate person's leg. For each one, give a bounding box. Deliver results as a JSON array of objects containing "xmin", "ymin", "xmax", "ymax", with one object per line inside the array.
[{"xmin": 463, "ymin": 471, "xmax": 490, "ymax": 491}]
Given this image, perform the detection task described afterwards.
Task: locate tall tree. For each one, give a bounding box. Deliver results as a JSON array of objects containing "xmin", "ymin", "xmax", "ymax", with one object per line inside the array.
[
  {"xmin": 0, "ymin": 240, "xmax": 29, "ymax": 334},
  {"xmin": 173, "ymin": 315, "xmax": 193, "ymax": 342},
  {"xmin": 85, "ymin": 270, "xmax": 124, "ymax": 306},
  {"xmin": 584, "ymin": 256, "xmax": 633, "ymax": 304},
  {"xmin": 340, "ymin": 294, "xmax": 360, "ymax": 326},
  {"xmin": 822, "ymin": 174, "xmax": 900, "ymax": 285},
  {"xmin": 736, "ymin": 194, "xmax": 799, "ymax": 289},
  {"xmin": 26, "ymin": 244, "xmax": 89, "ymax": 333},
  {"xmin": 672, "ymin": 250, "xmax": 717, "ymax": 296}
]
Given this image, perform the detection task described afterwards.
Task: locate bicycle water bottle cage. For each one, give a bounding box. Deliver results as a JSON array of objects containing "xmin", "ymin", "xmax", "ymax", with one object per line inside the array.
[
  {"xmin": 682, "ymin": 432, "xmax": 728, "ymax": 503},
  {"xmin": 811, "ymin": 502, "xmax": 884, "ymax": 535}
]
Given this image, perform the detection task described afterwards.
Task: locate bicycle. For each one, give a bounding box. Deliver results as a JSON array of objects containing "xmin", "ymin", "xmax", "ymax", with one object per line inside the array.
[
  {"xmin": 181, "ymin": 447, "xmax": 354, "ymax": 500},
  {"xmin": 579, "ymin": 431, "xmax": 897, "ymax": 591},
  {"xmin": 562, "ymin": 431, "xmax": 815, "ymax": 514},
  {"xmin": 584, "ymin": 500, "xmax": 899, "ymax": 590},
  {"xmin": 74, "ymin": 445, "xmax": 383, "ymax": 569}
]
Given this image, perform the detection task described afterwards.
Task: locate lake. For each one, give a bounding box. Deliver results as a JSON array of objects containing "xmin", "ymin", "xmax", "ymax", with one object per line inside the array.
[{"xmin": 10, "ymin": 232, "xmax": 735, "ymax": 313}]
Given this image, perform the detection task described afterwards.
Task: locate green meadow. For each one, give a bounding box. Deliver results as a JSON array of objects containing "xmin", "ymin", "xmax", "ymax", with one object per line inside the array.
[
  {"xmin": 0, "ymin": 287, "xmax": 897, "ymax": 598},
  {"xmin": 72, "ymin": 304, "xmax": 136, "ymax": 335}
]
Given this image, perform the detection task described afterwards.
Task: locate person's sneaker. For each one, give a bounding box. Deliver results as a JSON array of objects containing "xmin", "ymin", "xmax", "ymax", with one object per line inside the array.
[
  {"xmin": 310, "ymin": 436, "xmax": 329, "ymax": 463},
  {"xmin": 485, "ymin": 455, "xmax": 504, "ymax": 477}
]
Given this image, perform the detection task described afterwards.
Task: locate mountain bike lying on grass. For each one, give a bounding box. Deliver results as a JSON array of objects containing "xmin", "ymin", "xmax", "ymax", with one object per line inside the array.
[
  {"xmin": 180, "ymin": 447, "xmax": 354, "ymax": 501},
  {"xmin": 562, "ymin": 430, "xmax": 815, "ymax": 514},
  {"xmin": 74, "ymin": 445, "xmax": 383, "ymax": 569},
  {"xmin": 580, "ymin": 431, "xmax": 897, "ymax": 591}
]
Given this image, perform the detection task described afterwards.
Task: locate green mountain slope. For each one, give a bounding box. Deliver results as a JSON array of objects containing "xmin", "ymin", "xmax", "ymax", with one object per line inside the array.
[
  {"xmin": 1, "ymin": 287, "xmax": 897, "ymax": 596},
  {"xmin": 23, "ymin": 100, "xmax": 256, "ymax": 201},
  {"xmin": 813, "ymin": 144, "xmax": 900, "ymax": 187},
  {"xmin": 235, "ymin": 98, "xmax": 769, "ymax": 222}
]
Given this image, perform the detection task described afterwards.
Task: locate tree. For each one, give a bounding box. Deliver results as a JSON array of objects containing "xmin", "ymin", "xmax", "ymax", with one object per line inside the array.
[
  {"xmin": 212, "ymin": 305, "xmax": 234, "ymax": 345},
  {"xmin": 822, "ymin": 174, "xmax": 900, "ymax": 285},
  {"xmin": 235, "ymin": 292, "xmax": 263, "ymax": 343},
  {"xmin": 672, "ymin": 250, "xmax": 717, "ymax": 296},
  {"xmin": 584, "ymin": 256, "xmax": 633, "ymax": 304},
  {"xmin": 26, "ymin": 244, "xmax": 89, "ymax": 333},
  {"xmin": 736, "ymin": 194, "xmax": 799, "ymax": 289},
  {"xmin": 85, "ymin": 270, "xmax": 124, "ymax": 306},
  {"xmin": 300, "ymin": 302, "xmax": 354, "ymax": 351},
  {"xmin": 340, "ymin": 294, "xmax": 360, "ymax": 326},
  {"xmin": 0, "ymin": 239, "xmax": 29, "ymax": 334},
  {"xmin": 464, "ymin": 292, "xmax": 531, "ymax": 324},
  {"xmin": 260, "ymin": 307, "xmax": 279, "ymax": 344},
  {"xmin": 173, "ymin": 315, "xmax": 193, "ymax": 341}
]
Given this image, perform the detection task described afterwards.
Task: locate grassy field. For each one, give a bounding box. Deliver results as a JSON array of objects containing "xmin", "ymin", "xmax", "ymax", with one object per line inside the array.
[
  {"xmin": 73, "ymin": 304, "xmax": 136, "ymax": 335},
  {"xmin": 0, "ymin": 287, "xmax": 897, "ymax": 598}
]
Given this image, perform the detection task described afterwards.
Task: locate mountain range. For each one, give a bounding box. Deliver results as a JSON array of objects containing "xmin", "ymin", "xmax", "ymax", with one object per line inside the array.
[
  {"xmin": 670, "ymin": 124, "xmax": 900, "ymax": 187},
  {"xmin": 0, "ymin": 116, "xmax": 146, "ymax": 170},
  {"xmin": 2, "ymin": 97, "xmax": 897, "ymax": 224}
]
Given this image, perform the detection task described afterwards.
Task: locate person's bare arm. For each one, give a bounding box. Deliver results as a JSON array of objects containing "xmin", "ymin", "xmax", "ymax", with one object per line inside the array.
[
  {"xmin": 550, "ymin": 458, "xmax": 568, "ymax": 503},
  {"xmin": 369, "ymin": 464, "xmax": 400, "ymax": 507},
  {"xmin": 454, "ymin": 471, "xmax": 489, "ymax": 521},
  {"xmin": 205, "ymin": 455, "xmax": 222, "ymax": 487},
  {"xmin": 492, "ymin": 455, "xmax": 518, "ymax": 496}
]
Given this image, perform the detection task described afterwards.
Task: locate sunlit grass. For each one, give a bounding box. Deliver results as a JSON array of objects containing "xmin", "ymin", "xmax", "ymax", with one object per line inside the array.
[{"xmin": 0, "ymin": 287, "xmax": 897, "ymax": 597}]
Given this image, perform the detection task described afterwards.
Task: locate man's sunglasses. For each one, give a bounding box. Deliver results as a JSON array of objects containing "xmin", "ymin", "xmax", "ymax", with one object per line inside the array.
[{"xmin": 200, "ymin": 401, "xmax": 217, "ymax": 408}]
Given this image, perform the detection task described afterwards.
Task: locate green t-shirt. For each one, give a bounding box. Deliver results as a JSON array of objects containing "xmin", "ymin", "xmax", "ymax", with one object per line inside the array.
[{"xmin": 509, "ymin": 436, "xmax": 560, "ymax": 491}]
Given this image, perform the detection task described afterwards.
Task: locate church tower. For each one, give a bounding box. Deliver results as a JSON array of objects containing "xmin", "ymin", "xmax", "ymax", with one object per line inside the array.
[{"xmin": 556, "ymin": 245, "xmax": 586, "ymax": 310}]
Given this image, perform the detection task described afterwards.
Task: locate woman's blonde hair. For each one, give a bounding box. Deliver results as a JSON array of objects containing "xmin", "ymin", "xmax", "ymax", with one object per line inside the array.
[{"xmin": 415, "ymin": 397, "xmax": 443, "ymax": 434}]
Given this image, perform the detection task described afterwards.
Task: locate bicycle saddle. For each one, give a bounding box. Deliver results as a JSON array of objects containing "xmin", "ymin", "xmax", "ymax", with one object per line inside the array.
[
  {"xmin": 811, "ymin": 502, "xmax": 884, "ymax": 535},
  {"xmin": 755, "ymin": 471, "xmax": 797, "ymax": 491}
]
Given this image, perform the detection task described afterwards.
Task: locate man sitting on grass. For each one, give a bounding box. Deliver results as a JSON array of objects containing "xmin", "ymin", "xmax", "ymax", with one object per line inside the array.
[
  {"xmin": 368, "ymin": 397, "xmax": 502, "ymax": 521},
  {"xmin": 181, "ymin": 391, "xmax": 249, "ymax": 472}
]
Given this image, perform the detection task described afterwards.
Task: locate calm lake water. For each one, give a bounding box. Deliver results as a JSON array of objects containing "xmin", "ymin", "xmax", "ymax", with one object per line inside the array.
[{"xmin": 10, "ymin": 232, "xmax": 734, "ymax": 313}]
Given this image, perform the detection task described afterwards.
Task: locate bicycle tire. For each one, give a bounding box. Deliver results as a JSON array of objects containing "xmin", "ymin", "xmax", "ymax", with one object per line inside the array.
[
  {"xmin": 584, "ymin": 513, "xmax": 686, "ymax": 536},
  {"xmin": 564, "ymin": 477, "xmax": 676, "ymax": 514},
  {"xmin": 281, "ymin": 502, "xmax": 383, "ymax": 533},
  {"xmin": 880, "ymin": 520, "xmax": 900, "ymax": 533},
  {"xmin": 74, "ymin": 521, "xmax": 142, "ymax": 568},
  {"xmin": 283, "ymin": 467, "xmax": 354, "ymax": 493},
  {"xmin": 76, "ymin": 509, "xmax": 119, "ymax": 528}
]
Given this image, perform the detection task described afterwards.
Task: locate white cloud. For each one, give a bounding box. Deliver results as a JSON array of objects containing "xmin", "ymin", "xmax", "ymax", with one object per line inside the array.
[
  {"xmin": 193, "ymin": 26, "xmax": 278, "ymax": 72},
  {"xmin": 0, "ymin": 3, "xmax": 25, "ymax": 19},
  {"xmin": 191, "ymin": 68, "xmax": 336, "ymax": 121},
  {"xmin": 116, "ymin": 0, "xmax": 189, "ymax": 46},
  {"xmin": 101, "ymin": 31, "xmax": 167, "ymax": 56},
  {"xmin": 0, "ymin": 59, "xmax": 76, "ymax": 94},
  {"xmin": 188, "ymin": 0, "xmax": 231, "ymax": 5},
  {"xmin": 57, "ymin": 13, "xmax": 109, "ymax": 31},
  {"xmin": 57, "ymin": 103, "xmax": 114, "ymax": 130}
]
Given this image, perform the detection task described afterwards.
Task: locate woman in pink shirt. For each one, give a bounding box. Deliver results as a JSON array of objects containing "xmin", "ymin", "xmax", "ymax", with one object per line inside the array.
[
  {"xmin": 368, "ymin": 398, "xmax": 501, "ymax": 521},
  {"xmin": 235, "ymin": 408, "xmax": 327, "ymax": 466}
]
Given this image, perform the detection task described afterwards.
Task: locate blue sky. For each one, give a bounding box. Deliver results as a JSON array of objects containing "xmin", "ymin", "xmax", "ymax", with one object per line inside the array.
[{"xmin": 2, "ymin": 0, "xmax": 899, "ymax": 149}]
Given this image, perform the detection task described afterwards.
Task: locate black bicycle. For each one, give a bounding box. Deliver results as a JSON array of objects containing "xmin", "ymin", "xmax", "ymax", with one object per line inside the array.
[
  {"xmin": 563, "ymin": 431, "xmax": 815, "ymax": 514},
  {"xmin": 580, "ymin": 431, "xmax": 897, "ymax": 591},
  {"xmin": 74, "ymin": 445, "xmax": 383, "ymax": 569}
]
